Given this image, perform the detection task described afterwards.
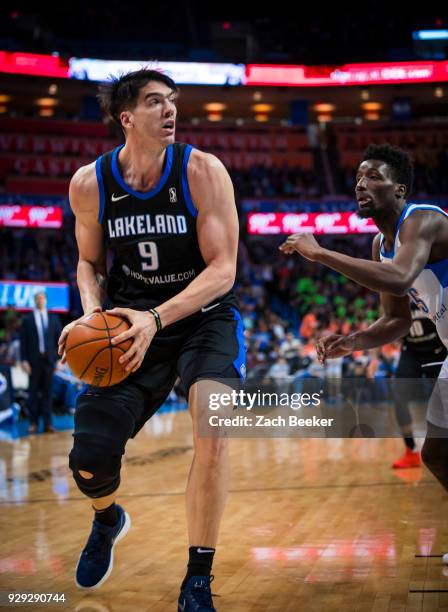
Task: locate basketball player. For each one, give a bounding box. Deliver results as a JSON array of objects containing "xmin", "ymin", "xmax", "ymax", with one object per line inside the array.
[
  {"xmin": 280, "ymin": 144, "xmax": 448, "ymax": 561},
  {"xmin": 392, "ymin": 304, "xmax": 446, "ymax": 469},
  {"xmin": 58, "ymin": 69, "xmax": 245, "ymax": 610}
]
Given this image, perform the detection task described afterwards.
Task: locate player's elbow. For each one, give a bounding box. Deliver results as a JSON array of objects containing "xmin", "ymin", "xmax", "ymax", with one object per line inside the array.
[
  {"xmin": 77, "ymin": 257, "xmax": 105, "ymax": 277},
  {"xmin": 215, "ymin": 263, "xmax": 236, "ymax": 293},
  {"xmin": 221, "ymin": 271, "xmax": 236, "ymax": 293},
  {"xmin": 387, "ymin": 273, "xmax": 415, "ymax": 297},
  {"xmin": 388, "ymin": 283, "xmax": 409, "ymax": 297},
  {"xmin": 388, "ymin": 260, "xmax": 425, "ymax": 297}
]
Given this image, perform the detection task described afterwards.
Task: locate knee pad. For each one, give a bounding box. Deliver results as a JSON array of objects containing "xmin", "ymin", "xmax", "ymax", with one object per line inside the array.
[{"xmin": 69, "ymin": 433, "xmax": 122, "ymax": 498}]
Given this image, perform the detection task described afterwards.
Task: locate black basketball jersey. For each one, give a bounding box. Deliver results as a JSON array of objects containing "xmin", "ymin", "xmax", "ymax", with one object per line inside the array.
[
  {"xmin": 96, "ymin": 142, "xmax": 236, "ymax": 314},
  {"xmin": 403, "ymin": 304, "xmax": 447, "ymax": 356}
]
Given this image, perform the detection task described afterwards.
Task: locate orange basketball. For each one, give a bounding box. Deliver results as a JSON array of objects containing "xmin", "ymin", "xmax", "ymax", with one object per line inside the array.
[{"xmin": 65, "ymin": 312, "xmax": 133, "ymax": 387}]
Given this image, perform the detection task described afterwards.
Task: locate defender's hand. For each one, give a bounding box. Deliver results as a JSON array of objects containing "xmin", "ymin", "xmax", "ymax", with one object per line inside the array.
[
  {"xmin": 279, "ymin": 233, "xmax": 322, "ymax": 261},
  {"xmin": 58, "ymin": 306, "xmax": 102, "ymax": 364},
  {"xmin": 316, "ymin": 334, "xmax": 355, "ymax": 364},
  {"xmin": 106, "ymin": 307, "xmax": 157, "ymax": 373}
]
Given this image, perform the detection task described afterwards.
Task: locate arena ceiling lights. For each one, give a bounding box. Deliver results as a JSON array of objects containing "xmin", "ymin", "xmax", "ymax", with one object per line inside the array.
[{"xmin": 2, "ymin": 51, "xmax": 448, "ymax": 87}]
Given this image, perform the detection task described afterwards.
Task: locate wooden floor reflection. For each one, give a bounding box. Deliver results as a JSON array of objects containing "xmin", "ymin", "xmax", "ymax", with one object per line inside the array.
[{"xmin": 0, "ymin": 410, "xmax": 447, "ymax": 611}]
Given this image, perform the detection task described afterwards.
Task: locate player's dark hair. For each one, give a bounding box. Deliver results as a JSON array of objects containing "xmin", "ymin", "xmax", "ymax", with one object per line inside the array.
[
  {"xmin": 97, "ymin": 68, "xmax": 178, "ymax": 128},
  {"xmin": 361, "ymin": 143, "xmax": 414, "ymax": 197}
]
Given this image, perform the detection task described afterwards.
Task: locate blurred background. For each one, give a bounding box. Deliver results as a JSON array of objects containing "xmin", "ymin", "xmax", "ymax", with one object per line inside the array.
[{"xmin": 1, "ymin": 6, "xmax": 448, "ymax": 433}]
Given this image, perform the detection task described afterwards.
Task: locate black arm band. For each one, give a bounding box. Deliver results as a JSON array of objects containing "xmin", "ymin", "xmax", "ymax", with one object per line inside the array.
[{"xmin": 148, "ymin": 308, "xmax": 162, "ymax": 332}]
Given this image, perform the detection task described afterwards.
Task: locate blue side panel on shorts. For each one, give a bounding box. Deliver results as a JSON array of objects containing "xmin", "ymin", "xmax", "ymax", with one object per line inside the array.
[
  {"xmin": 96, "ymin": 156, "xmax": 106, "ymax": 223},
  {"xmin": 74, "ymin": 383, "xmax": 89, "ymax": 405},
  {"xmin": 230, "ymin": 307, "xmax": 246, "ymax": 380}
]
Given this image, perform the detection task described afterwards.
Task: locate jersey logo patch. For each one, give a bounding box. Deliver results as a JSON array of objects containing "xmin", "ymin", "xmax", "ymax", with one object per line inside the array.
[
  {"xmin": 201, "ymin": 302, "xmax": 221, "ymax": 313},
  {"xmin": 111, "ymin": 193, "xmax": 130, "ymax": 202},
  {"xmin": 169, "ymin": 187, "xmax": 177, "ymax": 203}
]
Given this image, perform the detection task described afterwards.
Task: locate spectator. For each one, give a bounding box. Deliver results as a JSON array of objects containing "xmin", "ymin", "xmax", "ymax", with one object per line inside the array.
[
  {"xmin": 268, "ymin": 356, "xmax": 290, "ymax": 379},
  {"xmin": 280, "ymin": 332, "xmax": 302, "ymax": 372},
  {"xmin": 299, "ymin": 312, "xmax": 318, "ymax": 341},
  {"xmin": 19, "ymin": 291, "xmax": 62, "ymax": 433}
]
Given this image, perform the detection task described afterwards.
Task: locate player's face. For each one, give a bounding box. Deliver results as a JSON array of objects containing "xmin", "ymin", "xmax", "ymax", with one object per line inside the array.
[
  {"xmin": 355, "ymin": 160, "xmax": 399, "ymax": 219},
  {"xmin": 123, "ymin": 81, "xmax": 178, "ymax": 144}
]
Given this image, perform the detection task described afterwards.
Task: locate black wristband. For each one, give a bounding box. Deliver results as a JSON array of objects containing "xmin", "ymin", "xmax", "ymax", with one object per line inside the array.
[{"xmin": 149, "ymin": 308, "xmax": 162, "ymax": 332}]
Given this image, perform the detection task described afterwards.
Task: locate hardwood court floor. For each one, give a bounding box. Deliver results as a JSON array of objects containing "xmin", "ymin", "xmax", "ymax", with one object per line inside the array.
[{"xmin": 1, "ymin": 410, "xmax": 448, "ymax": 611}]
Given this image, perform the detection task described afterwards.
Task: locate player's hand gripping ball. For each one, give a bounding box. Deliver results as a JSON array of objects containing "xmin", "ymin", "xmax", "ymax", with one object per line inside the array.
[{"xmin": 65, "ymin": 312, "xmax": 133, "ymax": 387}]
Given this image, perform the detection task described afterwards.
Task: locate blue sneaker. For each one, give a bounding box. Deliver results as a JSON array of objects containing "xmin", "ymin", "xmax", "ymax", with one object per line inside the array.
[
  {"xmin": 75, "ymin": 504, "xmax": 131, "ymax": 589},
  {"xmin": 178, "ymin": 575, "xmax": 217, "ymax": 611}
]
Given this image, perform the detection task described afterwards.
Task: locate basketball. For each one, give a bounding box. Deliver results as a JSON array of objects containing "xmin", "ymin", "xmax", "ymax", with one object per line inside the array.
[{"xmin": 65, "ymin": 312, "xmax": 133, "ymax": 387}]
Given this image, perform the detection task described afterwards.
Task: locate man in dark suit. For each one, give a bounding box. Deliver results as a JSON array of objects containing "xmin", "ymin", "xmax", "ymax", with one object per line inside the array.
[{"xmin": 20, "ymin": 291, "xmax": 62, "ymax": 433}]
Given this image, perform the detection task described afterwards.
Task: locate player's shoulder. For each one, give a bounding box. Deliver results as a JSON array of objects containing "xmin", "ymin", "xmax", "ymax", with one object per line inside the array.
[
  {"xmin": 187, "ymin": 147, "xmax": 227, "ymax": 178},
  {"xmin": 70, "ymin": 161, "xmax": 97, "ymax": 189},
  {"xmin": 403, "ymin": 202, "xmax": 448, "ymax": 220},
  {"xmin": 69, "ymin": 162, "xmax": 100, "ymax": 215},
  {"xmin": 69, "ymin": 162, "xmax": 98, "ymax": 201},
  {"xmin": 399, "ymin": 203, "xmax": 446, "ymax": 237}
]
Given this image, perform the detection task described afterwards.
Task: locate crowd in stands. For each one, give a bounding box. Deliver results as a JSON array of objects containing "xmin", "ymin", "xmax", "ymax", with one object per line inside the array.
[
  {"xmin": 0, "ymin": 216, "xmax": 399, "ymax": 424},
  {"xmin": 1, "ymin": 225, "xmax": 77, "ymax": 283},
  {"xmin": 236, "ymin": 234, "xmax": 399, "ymax": 387},
  {"xmin": 9, "ymin": 153, "xmax": 448, "ymax": 201},
  {"xmin": 231, "ymin": 166, "xmax": 321, "ymax": 199},
  {"xmin": 5, "ymin": 120, "xmax": 448, "ymax": 424}
]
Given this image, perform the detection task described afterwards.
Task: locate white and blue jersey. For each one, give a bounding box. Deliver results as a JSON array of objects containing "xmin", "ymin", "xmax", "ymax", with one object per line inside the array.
[
  {"xmin": 379, "ymin": 203, "xmax": 448, "ymax": 427},
  {"xmin": 379, "ymin": 203, "xmax": 448, "ymax": 348}
]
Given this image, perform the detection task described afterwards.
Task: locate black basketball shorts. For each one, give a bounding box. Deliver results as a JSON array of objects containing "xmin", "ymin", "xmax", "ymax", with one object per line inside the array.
[{"xmin": 73, "ymin": 305, "xmax": 246, "ymax": 445}]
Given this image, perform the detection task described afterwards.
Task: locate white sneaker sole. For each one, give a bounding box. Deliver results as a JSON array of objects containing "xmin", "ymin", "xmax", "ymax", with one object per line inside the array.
[{"xmin": 75, "ymin": 511, "xmax": 131, "ymax": 590}]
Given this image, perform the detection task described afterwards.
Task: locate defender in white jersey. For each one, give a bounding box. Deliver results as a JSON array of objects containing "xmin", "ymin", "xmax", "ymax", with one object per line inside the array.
[
  {"xmin": 379, "ymin": 202, "xmax": 448, "ymax": 429},
  {"xmin": 280, "ymin": 144, "xmax": 448, "ymax": 559},
  {"xmin": 379, "ymin": 203, "xmax": 448, "ymax": 348}
]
